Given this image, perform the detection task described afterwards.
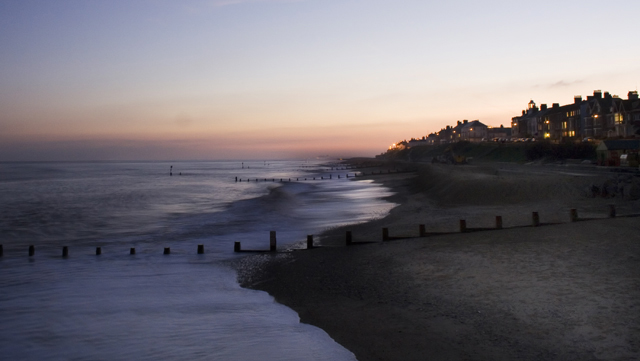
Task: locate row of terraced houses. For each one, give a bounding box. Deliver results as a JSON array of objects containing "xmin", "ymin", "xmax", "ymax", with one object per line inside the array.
[
  {"xmin": 393, "ymin": 89, "xmax": 640, "ymax": 150},
  {"xmin": 511, "ymin": 90, "xmax": 640, "ymax": 140}
]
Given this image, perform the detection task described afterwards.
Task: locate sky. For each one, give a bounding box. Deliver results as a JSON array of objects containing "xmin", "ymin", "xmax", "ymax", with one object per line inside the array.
[{"xmin": 1, "ymin": 0, "xmax": 639, "ymax": 161}]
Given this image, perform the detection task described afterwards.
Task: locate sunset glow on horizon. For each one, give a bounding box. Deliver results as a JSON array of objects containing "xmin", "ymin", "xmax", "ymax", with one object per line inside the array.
[{"xmin": 2, "ymin": 0, "xmax": 639, "ymax": 161}]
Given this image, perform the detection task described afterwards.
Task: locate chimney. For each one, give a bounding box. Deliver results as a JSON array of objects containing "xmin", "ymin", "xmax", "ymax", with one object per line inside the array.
[
  {"xmin": 541, "ymin": 104, "xmax": 547, "ymax": 110},
  {"xmin": 463, "ymin": 119, "xmax": 468, "ymax": 124},
  {"xmin": 522, "ymin": 110, "xmax": 526, "ymax": 115},
  {"xmin": 457, "ymin": 120, "xmax": 461, "ymax": 126},
  {"xmin": 574, "ymin": 96, "xmax": 582, "ymax": 104},
  {"xmin": 629, "ymin": 91, "xmax": 638, "ymax": 100},
  {"xmin": 594, "ymin": 90, "xmax": 602, "ymax": 99},
  {"xmin": 604, "ymin": 92, "xmax": 611, "ymax": 99},
  {"xmin": 552, "ymin": 103, "xmax": 559, "ymax": 108}
]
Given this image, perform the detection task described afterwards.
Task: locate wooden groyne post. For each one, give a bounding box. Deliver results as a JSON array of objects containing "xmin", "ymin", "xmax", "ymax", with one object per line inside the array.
[
  {"xmin": 608, "ymin": 205, "xmax": 616, "ymax": 218},
  {"xmin": 29, "ymin": 245, "xmax": 34, "ymax": 257},
  {"xmin": 0, "ymin": 244, "xmax": 3, "ymax": 257},
  {"xmin": 346, "ymin": 231, "xmax": 353, "ymax": 246},
  {"xmin": 570, "ymin": 209, "xmax": 578, "ymax": 222},
  {"xmin": 307, "ymin": 235, "xmax": 314, "ymax": 249},
  {"xmin": 419, "ymin": 224, "xmax": 426, "ymax": 237},
  {"xmin": 234, "ymin": 242, "xmax": 241, "ymax": 252},
  {"xmin": 459, "ymin": 220, "xmax": 467, "ymax": 233},
  {"xmin": 96, "ymin": 247, "xmax": 102, "ymax": 255},
  {"xmin": 270, "ymin": 231, "xmax": 277, "ymax": 252},
  {"xmin": 495, "ymin": 216, "xmax": 503, "ymax": 229},
  {"xmin": 62, "ymin": 246, "xmax": 69, "ymax": 258},
  {"xmin": 130, "ymin": 248, "xmax": 136, "ymax": 255},
  {"xmin": 532, "ymin": 212, "xmax": 540, "ymax": 227},
  {"xmin": 197, "ymin": 244, "xmax": 204, "ymax": 254},
  {"xmin": 164, "ymin": 247, "xmax": 170, "ymax": 255},
  {"xmin": 382, "ymin": 228, "xmax": 389, "ymax": 241}
]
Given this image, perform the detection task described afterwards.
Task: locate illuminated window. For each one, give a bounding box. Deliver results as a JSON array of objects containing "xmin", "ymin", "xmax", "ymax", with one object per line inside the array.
[{"xmin": 614, "ymin": 113, "xmax": 623, "ymax": 124}]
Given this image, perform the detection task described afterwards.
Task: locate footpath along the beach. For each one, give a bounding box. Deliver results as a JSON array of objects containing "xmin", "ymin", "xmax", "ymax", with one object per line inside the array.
[{"xmin": 237, "ymin": 161, "xmax": 640, "ymax": 361}]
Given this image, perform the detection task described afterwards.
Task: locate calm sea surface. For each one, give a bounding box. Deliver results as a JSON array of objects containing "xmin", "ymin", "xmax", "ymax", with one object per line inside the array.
[{"xmin": 0, "ymin": 161, "xmax": 395, "ymax": 361}]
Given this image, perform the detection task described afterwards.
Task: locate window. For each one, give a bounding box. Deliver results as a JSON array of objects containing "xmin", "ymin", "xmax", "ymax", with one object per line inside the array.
[{"xmin": 614, "ymin": 113, "xmax": 623, "ymax": 124}]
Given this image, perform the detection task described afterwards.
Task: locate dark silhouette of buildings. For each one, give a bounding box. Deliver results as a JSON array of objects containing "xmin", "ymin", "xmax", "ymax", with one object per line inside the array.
[{"xmin": 511, "ymin": 90, "xmax": 640, "ymax": 141}]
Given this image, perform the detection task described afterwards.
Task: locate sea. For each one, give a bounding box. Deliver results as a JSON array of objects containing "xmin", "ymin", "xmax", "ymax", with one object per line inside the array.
[{"xmin": 0, "ymin": 160, "xmax": 396, "ymax": 361}]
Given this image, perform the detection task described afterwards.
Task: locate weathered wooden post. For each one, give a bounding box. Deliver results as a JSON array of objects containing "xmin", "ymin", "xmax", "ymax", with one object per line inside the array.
[
  {"xmin": 346, "ymin": 231, "xmax": 353, "ymax": 245},
  {"xmin": 197, "ymin": 244, "xmax": 204, "ymax": 254},
  {"xmin": 29, "ymin": 245, "xmax": 35, "ymax": 256},
  {"xmin": 163, "ymin": 247, "xmax": 170, "ymax": 255},
  {"xmin": 96, "ymin": 247, "xmax": 102, "ymax": 255},
  {"xmin": 330, "ymin": 174, "xmax": 332, "ymax": 179},
  {"xmin": 382, "ymin": 228, "xmax": 389, "ymax": 241},
  {"xmin": 234, "ymin": 242, "xmax": 241, "ymax": 252},
  {"xmin": 307, "ymin": 235, "xmax": 313, "ymax": 249},
  {"xmin": 235, "ymin": 177, "xmax": 238, "ymax": 182},
  {"xmin": 570, "ymin": 209, "xmax": 578, "ymax": 222},
  {"xmin": 459, "ymin": 220, "xmax": 467, "ymax": 232},
  {"xmin": 532, "ymin": 212, "xmax": 540, "ymax": 227},
  {"xmin": 495, "ymin": 216, "xmax": 503, "ymax": 229},
  {"xmin": 419, "ymin": 224, "xmax": 426, "ymax": 237},
  {"xmin": 62, "ymin": 246, "xmax": 69, "ymax": 257},
  {"xmin": 608, "ymin": 205, "xmax": 616, "ymax": 218},
  {"xmin": 270, "ymin": 231, "xmax": 277, "ymax": 252},
  {"xmin": 0, "ymin": 244, "xmax": 3, "ymax": 257},
  {"xmin": 130, "ymin": 247, "xmax": 135, "ymax": 255}
]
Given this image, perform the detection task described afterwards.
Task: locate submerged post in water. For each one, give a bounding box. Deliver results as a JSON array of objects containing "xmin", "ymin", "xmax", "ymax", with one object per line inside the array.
[
  {"xmin": 382, "ymin": 228, "xmax": 389, "ymax": 241},
  {"xmin": 346, "ymin": 231, "xmax": 353, "ymax": 246},
  {"xmin": 197, "ymin": 244, "xmax": 204, "ymax": 254},
  {"xmin": 29, "ymin": 245, "xmax": 35, "ymax": 257},
  {"xmin": 419, "ymin": 224, "xmax": 426, "ymax": 237},
  {"xmin": 532, "ymin": 212, "xmax": 540, "ymax": 227},
  {"xmin": 307, "ymin": 235, "xmax": 313, "ymax": 249},
  {"xmin": 164, "ymin": 247, "xmax": 170, "ymax": 255},
  {"xmin": 270, "ymin": 231, "xmax": 277, "ymax": 252},
  {"xmin": 459, "ymin": 220, "xmax": 467, "ymax": 233},
  {"xmin": 130, "ymin": 247, "xmax": 135, "ymax": 255},
  {"xmin": 234, "ymin": 242, "xmax": 241, "ymax": 252},
  {"xmin": 495, "ymin": 216, "xmax": 503, "ymax": 229},
  {"xmin": 96, "ymin": 247, "xmax": 102, "ymax": 255},
  {"xmin": 62, "ymin": 246, "xmax": 69, "ymax": 258}
]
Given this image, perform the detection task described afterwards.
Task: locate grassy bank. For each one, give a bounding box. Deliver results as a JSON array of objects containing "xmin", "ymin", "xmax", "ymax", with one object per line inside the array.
[{"xmin": 379, "ymin": 141, "xmax": 597, "ymax": 163}]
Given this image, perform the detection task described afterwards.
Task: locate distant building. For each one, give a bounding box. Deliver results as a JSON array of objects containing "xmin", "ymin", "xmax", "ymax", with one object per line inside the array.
[
  {"xmin": 487, "ymin": 125, "xmax": 511, "ymax": 140},
  {"xmin": 460, "ymin": 120, "xmax": 488, "ymax": 142}
]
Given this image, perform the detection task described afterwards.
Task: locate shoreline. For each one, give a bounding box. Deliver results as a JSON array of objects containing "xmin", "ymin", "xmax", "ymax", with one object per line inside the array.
[{"xmin": 237, "ymin": 160, "xmax": 640, "ymax": 360}]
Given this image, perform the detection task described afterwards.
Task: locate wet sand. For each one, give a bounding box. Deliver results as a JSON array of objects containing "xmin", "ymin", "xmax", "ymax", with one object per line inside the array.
[{"xmin": 237, "ymin": 161, "xmax": 640, "ymax": 360}]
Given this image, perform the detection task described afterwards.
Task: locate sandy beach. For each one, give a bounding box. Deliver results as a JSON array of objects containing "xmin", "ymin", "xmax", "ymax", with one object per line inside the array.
[{"xmin": 237, "ymin": 161, "xmax": 640, "ymax": 361}]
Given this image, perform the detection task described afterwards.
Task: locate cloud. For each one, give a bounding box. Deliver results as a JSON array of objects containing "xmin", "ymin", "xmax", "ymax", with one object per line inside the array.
[
  {"xmin": 548, "ymin": 79, "xmax": 584, "ymax": 88},
  {"xmin": 207, "ymin": 0, "xmax": 304, "ymax": 8}
]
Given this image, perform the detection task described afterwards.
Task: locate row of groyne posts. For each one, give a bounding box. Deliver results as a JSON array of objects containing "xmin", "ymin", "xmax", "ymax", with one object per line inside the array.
[
  {"xmin": 233, "ymin": 165, "xmax": 414, "ymax": 183},
  {"xmin": 234, "ymin": 204, "xmax": 623, "ymax": 252},
  {"xmin": 0, "ymin": 244, "xmax": 209, "ymax": 258},
  {"xmin": 1, "ymin": 205, "xmax": 624, "ymax": 258}
]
